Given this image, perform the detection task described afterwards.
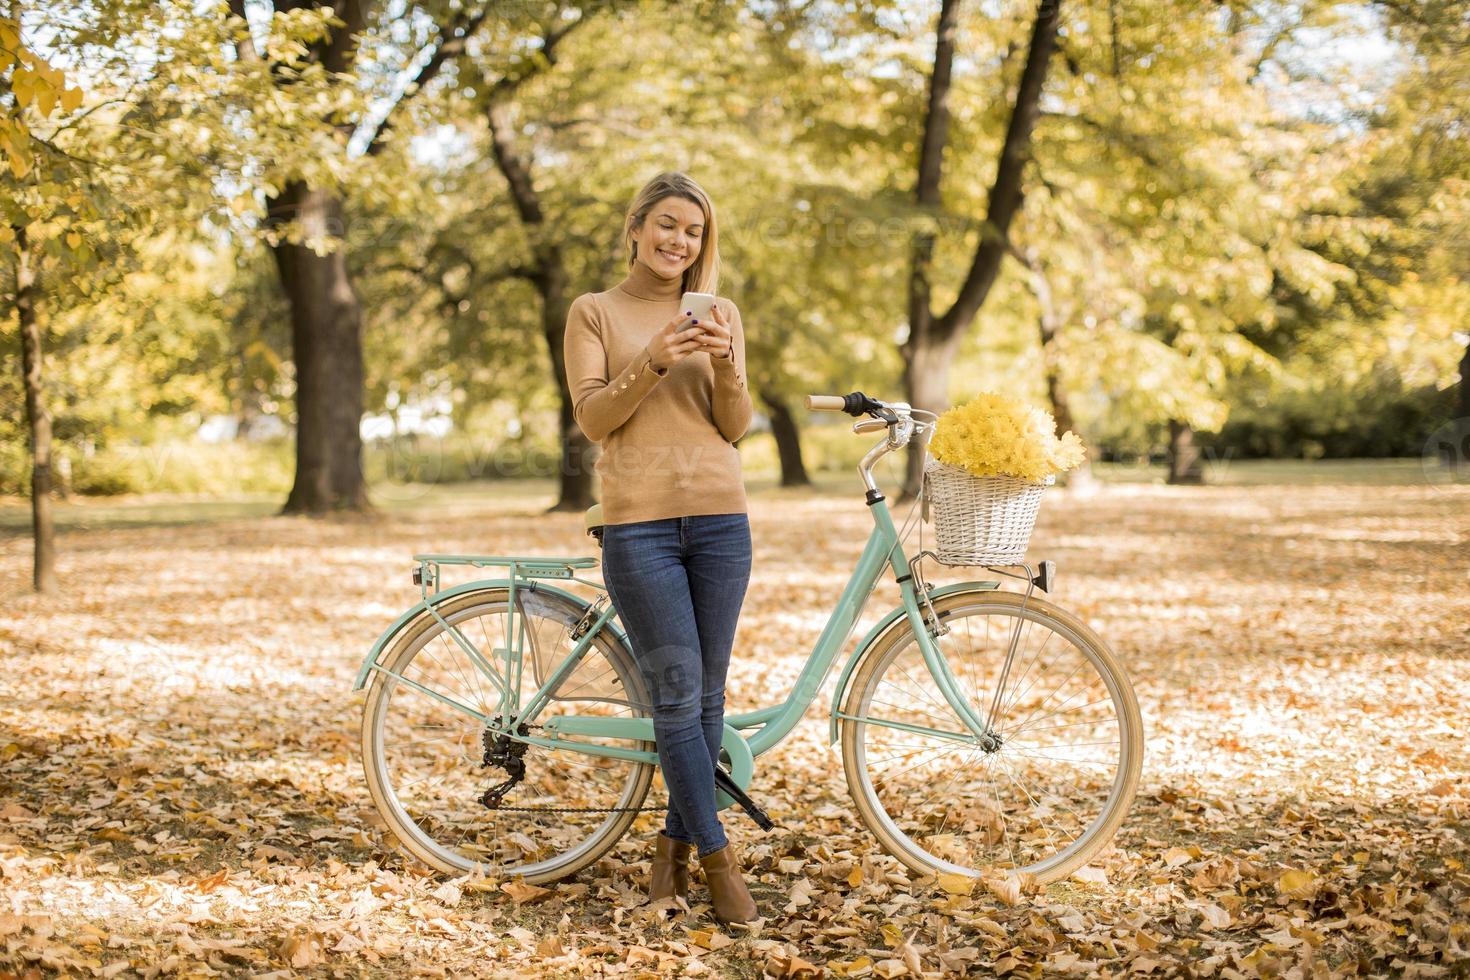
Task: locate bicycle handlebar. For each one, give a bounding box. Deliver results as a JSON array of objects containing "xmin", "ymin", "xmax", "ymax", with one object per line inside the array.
[
  {"xmin": 804, "ymin": 392, "xmax": 893, "ymax": 417},
  {"xmin": 806, "ymin": 391, "xmax": 936, "ymax": 494}
]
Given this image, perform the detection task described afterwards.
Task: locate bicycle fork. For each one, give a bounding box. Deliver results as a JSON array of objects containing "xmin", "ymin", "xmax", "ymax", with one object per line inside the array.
[{"xmin": 902, "ymin": 559, "xmax": 1053, "ymax": 750}]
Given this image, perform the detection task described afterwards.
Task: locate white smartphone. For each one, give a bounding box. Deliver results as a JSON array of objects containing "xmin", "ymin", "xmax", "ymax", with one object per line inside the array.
[{"xmin": 678, "ymin": 291, "xmax": 716, "ymax": 332}]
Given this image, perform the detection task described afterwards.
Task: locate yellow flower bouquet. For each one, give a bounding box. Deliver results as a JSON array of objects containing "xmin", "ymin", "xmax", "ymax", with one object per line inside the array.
[
  {"xmin": 928, "ymin": 392, "xmax": 1086, "ymax": 482},
  {"xmin": 922, "ymin": 393, "xmax": 1087, "ymax": 565}
]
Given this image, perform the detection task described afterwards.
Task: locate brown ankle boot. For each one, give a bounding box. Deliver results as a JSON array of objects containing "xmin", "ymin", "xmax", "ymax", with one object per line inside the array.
[
  {"xmin": 649, "ymin": 831, "xmax": 693, "ymax": 902},
  {"xmin": 698, "ymin": 841, "xmax": 759, "ymax": 924}
]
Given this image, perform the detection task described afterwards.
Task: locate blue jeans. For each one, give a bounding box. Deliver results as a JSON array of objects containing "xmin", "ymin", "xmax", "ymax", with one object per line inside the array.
[{"xmin": 599, "ymin": 513, "xmax": 752, "ymax": 858}]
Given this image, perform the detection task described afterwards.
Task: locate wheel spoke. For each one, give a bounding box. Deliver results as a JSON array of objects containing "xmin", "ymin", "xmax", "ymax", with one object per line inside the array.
[
  {"xmin": 1006, "ymin": 702, "xmax": 1116, "ymax": 739},
  {"xmin": 997, "ymin": 628, "xmax": 1058, "ymax": 722}
]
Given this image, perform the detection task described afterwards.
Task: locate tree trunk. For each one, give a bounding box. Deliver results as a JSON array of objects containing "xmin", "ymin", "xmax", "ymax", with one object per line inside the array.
[
  {"xmin": 899, "ymin": 0, "xmax": 960, "ymax": 502},
  {"xmin": 1027, "ymin": 252, "xmax": 1095, "ymax": 493},
  {"xmin": 1442, "ymin": 339, "xmax": 1470, "ymax": 472},
  {"xmin": 269, "ymin": 182, "xmax": 371, "ymax": 514},
  {"xmin": 15, "ymin": 227, "xmax": 57, "ymax": 593},
  {"xmin": 901, "ymin": 329, "xmax": 964, "ymax": 491},
  {"xmin": 536, "ymin": 245, "xmax": 597, "ymax": 512},
  {"xmin": 483, "ymin": 90, "xmax": 597, "ymax": 515},
  {"xmin": 899, "ymin": 0, "xmax": 1063, "ymax": 501},
  {"xmin": 1459, "ymin": 336, "xmax": 1469, "ymax": 425},
  {"xmin": 1044, "ymin": 365, "xmax": 1095, "ymax": 492},
  {"xmin": 1167, "ymin": 420, "xmax": 1204, "ymax": 485},
  {"xmin": 759, "ymin": 390, "xmax": 811, "ymax": 487}
]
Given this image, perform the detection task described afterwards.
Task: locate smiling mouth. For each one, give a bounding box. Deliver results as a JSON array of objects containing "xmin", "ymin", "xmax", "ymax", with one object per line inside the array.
[{"xmin": 658, "ymin": 249, "xmax": 684, "ymax": 261}]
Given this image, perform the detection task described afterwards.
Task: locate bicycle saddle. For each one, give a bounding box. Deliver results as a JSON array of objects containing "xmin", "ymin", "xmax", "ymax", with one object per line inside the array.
[{"xmin": 585, "ymin": 504, "xmax": 604, "ymax": 546}]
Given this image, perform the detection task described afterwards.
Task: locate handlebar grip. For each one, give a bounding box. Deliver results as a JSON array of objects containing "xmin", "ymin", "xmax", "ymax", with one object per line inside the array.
[{"xmin": 805, "ymin": 392, "xmax": 890, "ymax": 417}]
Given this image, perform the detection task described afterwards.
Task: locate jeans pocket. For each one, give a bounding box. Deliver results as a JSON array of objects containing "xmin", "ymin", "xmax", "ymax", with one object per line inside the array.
[
  {"xmin": 690, "ymin": 512, "xmax": 750, "ymax": 541},
  {"xmin": 604, "ymin": 520, "xmax": 666, "ymax": 561}
]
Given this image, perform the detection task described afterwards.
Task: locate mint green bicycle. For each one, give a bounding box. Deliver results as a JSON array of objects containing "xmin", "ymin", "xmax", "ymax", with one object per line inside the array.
[{"xmin": 354, "ymin": 392, "xmax": 1142, "ymax": 887}]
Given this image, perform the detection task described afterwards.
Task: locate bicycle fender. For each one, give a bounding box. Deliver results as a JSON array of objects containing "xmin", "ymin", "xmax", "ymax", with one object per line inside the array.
[
  {"xmin": 827, "ymin": 581, "xmax": 1000, "ymax": 745},
  {"xmin": 351, "ymin": 579, "xmax": 624, "ymax": 692}
]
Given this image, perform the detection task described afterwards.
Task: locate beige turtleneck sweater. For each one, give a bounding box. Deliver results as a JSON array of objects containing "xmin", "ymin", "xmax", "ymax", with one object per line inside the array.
[{"xmin": 563, "ymin": 258, "xmax": 753, "ymax": 525}]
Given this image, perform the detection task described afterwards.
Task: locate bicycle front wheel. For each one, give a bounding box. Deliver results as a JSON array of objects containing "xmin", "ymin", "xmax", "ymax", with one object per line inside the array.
[
  {"xmin": 361, "ymin": 587, "xmax": 656, "ymax": 883},
  {"xmin": 840, "ymin": 589, "xmax": 1142, "ymax": 884}
]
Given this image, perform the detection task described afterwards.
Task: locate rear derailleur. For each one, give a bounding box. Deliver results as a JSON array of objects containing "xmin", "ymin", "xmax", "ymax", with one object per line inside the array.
[{"xmin": 479, "ymin": 723, "xmax": 530, "ymax": 809}]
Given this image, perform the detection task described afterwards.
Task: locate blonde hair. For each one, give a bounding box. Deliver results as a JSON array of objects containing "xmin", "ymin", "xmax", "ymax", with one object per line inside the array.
[{"xmin": 622, "ymin": 171, "xmax": 720, "ymax": 296}]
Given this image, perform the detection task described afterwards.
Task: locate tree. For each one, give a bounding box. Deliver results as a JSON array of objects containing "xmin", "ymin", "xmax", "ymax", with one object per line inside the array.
[
  {"xmin": 468, "ymin": 2, "xmax": 615, "ymax": 512},
  {"xmin": 898, "ymin": 0, "xmax": 1062, "ymax": 499},
  {"xmin": 3, "ymin": 3, "xmax": 257, "ymax": 587},
  {"xmin": 1374, "ymin": 0, "xmax": 1470, "ymax": 459},
  {"xmin": 1002, "ymin": 0, "xmax": 1366, "ymax": 480},
  {"xmin": 2, "ymin": 12, "xmax": 87, "ymax": 593},
  {"xmin": 219, "ymin": 0, "xmax": 495, "ymax": 514}
]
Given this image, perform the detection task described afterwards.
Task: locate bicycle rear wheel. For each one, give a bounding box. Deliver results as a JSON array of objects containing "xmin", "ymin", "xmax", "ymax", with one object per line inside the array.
[
  {"xmin": 840, "ymin": 589, "xmax": 1141, "ymax": 884},
  {"xmin": 361, "ymin": 587, "xmax": 655, "ymax": 882}
]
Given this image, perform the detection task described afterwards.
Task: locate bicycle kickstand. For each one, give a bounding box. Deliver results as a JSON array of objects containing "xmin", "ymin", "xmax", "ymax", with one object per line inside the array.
[{"xmin": 713, "ymin": 766, "xmax": 776, "ymax": 831}]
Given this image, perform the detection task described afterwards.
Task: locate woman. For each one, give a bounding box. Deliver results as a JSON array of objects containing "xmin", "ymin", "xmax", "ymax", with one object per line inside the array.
[{"xmin": 561, "ymin": 171, "xmax": 761, "ymax": 924}]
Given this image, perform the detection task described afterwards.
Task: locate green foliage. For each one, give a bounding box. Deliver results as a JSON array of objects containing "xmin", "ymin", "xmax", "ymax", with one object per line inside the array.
[
  {"xmin": 0, "ymin": 437, "xmax": 295, "ymax": 497},
  {"xmin": 1209, "ymin": 371, "xmax": 1455, "ymax": 459},
  {"xmin": 0, "ymin": 15, "xmax": 83, "ymax": 180},
  {"xmin": 3, "ymin": 0, "xmax": 1466, "ymax": 503}
]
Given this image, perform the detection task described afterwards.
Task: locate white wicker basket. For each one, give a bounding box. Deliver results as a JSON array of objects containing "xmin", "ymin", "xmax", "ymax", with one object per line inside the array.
[{"xmin": 922, "ymin": 457, "xmax": 1054, "ymax": 566}]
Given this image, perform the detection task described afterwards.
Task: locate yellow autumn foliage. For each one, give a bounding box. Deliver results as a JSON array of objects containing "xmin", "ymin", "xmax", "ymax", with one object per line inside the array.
[{"xmin": 928, "ymin": 392, "xmax": 1087, "ymax": 483}]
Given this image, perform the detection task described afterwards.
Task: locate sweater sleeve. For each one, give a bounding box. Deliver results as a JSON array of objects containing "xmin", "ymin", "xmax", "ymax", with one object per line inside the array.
[
  {"xmin": 563, "ymin": 293, "xmax": 669, "ymax": 444},
  {"xmin": 710, "ymin": 298, "xmax": 753, "ymax": 443}
]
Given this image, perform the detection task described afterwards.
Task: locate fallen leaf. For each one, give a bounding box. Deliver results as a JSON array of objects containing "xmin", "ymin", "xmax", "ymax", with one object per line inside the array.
[
  {"xmin": 1072, "ymin": 865, "xmax": 1108, "ymax": 884},
  {"xmin": 1276, "ymin": 869, "xmax": 1319, "ymax": 900},
  {"xmin": 502, "ymin": 878, "xmax": 553, "ymax": 905},
  {"xmin": 937, "ymin": 870, "xmax": 976, "ymax": 895},
  {"xmin": 277, "ymin": 929, "xmax": 325, "ymax": 969}
]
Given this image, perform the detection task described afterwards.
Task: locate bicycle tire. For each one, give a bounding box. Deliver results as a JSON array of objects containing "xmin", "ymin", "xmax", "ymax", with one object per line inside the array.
[
  {"xmin": 840, "ymin": 589, "xmax": 1142, "ymax": 885},
  {"xmin": 360, "ymin": 587, "xmax": 655, "ymax": 882}
]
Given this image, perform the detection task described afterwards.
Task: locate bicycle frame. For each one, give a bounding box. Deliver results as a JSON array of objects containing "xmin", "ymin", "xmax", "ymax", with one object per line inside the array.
[{"xmin": 352, "ymin": 491, "xmax": 1001, "ymax": 803}]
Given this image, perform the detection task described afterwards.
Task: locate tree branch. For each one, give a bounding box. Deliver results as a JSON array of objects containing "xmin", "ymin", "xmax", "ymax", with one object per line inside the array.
[
  {"xmin": 1041, "ymin": 109, "xmax": 1167, "ymax": 168},
  {"xmin": 227, "ymin": 0, "xmax": 262, "ymax": 65},
  {"xmin": 364, "ymin": 5, "xmax": 492, "ymax": 157},
  {"xmin": 937, "ymin": 0, "xmax": 1062, "ymax": 337},
  {"xmin": 482, "ymin": 8, "xmax": 593, "ymax": 228},
  {"xmin": 483, "ymin": 8, "xmax": 586, "ymax": 103},
  {"xmin": 319, "ymin": 0, "xmax": 367, "ymax": 75},
  {"xmin": 915, "ymin": 0, "xmax": 959, "ymax": 213}
]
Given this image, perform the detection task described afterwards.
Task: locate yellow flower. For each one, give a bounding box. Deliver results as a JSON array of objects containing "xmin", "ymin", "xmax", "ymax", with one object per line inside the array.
[{"xmin": 928, "ymin": 392, "xmax": 1087, "ymax": 482}]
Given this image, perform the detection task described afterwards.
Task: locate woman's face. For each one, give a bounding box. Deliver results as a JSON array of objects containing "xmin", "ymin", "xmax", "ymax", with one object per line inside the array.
[{"xmin": 632, "ymin": 195, "xmax": 705, "ymax": 278}]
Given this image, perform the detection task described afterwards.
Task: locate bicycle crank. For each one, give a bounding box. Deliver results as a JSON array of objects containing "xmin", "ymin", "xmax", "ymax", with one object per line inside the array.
[{"xmin": 714, "ymin": 765, "xmax": 776, "ymax": 831}]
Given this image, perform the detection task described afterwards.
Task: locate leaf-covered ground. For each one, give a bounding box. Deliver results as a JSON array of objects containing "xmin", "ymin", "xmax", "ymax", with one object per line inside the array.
[{"xmin": 2, "ymin": 472, "xmax": 1467, "ymax": 978}]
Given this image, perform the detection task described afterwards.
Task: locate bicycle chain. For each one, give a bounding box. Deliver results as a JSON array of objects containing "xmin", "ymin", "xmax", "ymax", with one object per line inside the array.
[{"xmin": 479, "ymin": 803, "xmax": 667, "ymax": 814}]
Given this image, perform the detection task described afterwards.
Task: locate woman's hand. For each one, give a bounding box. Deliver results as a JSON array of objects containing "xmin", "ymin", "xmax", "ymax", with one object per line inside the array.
[
  {"xmin": 645, "ymin": 310, "xmax": 707, "ymax": 372},
  {"xmin": 697, "ymin": 303, "xmax": 733, "ymax": 360}
]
